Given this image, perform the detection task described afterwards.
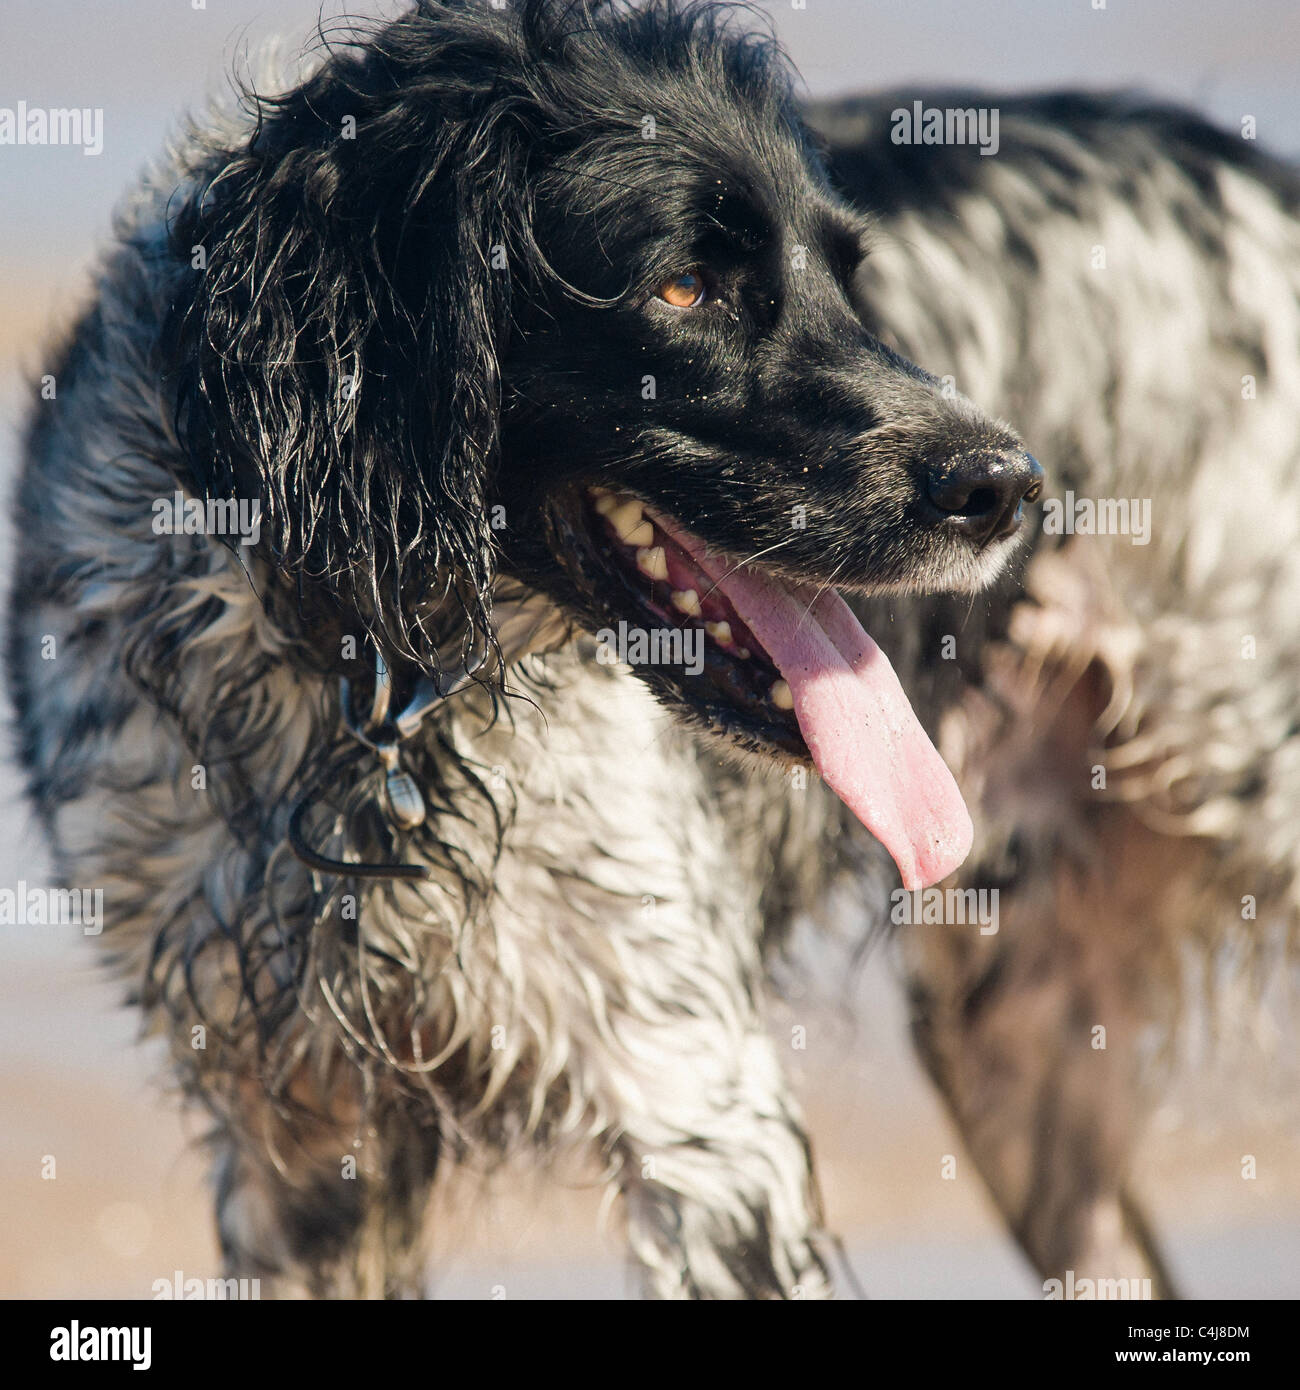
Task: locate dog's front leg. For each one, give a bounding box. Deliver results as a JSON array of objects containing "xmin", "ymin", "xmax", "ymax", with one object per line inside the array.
[
  {"xmin": 576, "ymin": 970, "xmax": 831, "ymax": 1299},
  {"xmin": 481, "ymin": 660, "xmax": 833, "ymax": 1297},
  {"xmin": 599, "ymin": 1020, "xmax": 832, "ymax": 1300},
  {"xmin": 209, "ymin": 1069, "xmax": 442, "ymax": 1300}
]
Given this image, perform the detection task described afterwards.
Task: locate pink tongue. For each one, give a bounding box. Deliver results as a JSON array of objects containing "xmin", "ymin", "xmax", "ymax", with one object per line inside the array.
[{"xmin": 678, "ymin": 535, "xmax": 973, "ymax": 889}]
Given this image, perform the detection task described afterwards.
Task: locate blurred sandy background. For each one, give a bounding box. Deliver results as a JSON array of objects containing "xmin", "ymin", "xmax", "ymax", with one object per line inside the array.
[{"xmin": 2, "ymin": 0, "xmax": 1299, "ymax": 1299}]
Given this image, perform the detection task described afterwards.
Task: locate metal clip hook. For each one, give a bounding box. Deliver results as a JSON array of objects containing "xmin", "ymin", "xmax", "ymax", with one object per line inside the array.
[
  {"xmin": 339, "ymin": 638, "xmax": 490, "ymax": 832},
  {"xmin": 287, "ymin": 636, "xmax": 490, "ymax": 881}
]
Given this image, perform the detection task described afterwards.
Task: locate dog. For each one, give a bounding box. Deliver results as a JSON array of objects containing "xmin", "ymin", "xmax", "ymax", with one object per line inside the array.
[{"xmin": 9, "ymin": 0, "xmax": 1300, "ymax": 1299}]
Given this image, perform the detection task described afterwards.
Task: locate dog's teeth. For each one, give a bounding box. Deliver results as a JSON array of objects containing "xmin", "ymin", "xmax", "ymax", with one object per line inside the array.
[
  {"xmin": 609, "ymin": 500, "xmax": 645, "ymax": 540},
  {"xmin": 624, "ymin": 520, "xmax": 655, "ymax": 547},
  {"xmin": 636, "ymin": 546, "xmax": 668, "ymax": 580},
  {"xmin": 770, "ymin": 679, "xmax": 794, "ymax": 710},
  {"xmin": 735, "ymin": 647, "xmax": 751, "ymax": 660},
  {"xmin": 593, "ymin": 492, "xmax": 619, "ymax": 515},
  {"xmin": 705, "ymin": 621, "xmax": 733, "ymax": 645},
  {"xmin": 671, "ymin": 589, "xmax": 702, "ymax": 616}
]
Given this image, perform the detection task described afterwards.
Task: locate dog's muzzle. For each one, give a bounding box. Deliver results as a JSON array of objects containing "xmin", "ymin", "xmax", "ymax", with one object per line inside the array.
[{"xmin": 924, "ymin": 449, "xmax": 1044, "ymax": 545}]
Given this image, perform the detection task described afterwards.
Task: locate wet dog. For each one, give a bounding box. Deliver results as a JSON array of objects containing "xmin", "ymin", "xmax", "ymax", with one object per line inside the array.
[{"xmin": 11, "ymin": 1, "xmax": 1299, "ymax": 1297}]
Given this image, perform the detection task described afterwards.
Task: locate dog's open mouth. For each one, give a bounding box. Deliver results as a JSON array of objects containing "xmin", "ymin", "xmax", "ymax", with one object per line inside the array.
[{"xmin": 567, "ymin": 487, "xmax": 974, "ymax": 889}]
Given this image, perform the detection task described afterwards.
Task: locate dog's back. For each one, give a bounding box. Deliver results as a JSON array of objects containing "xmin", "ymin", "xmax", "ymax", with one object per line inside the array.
[
  {"xmin": 810, "ymin": 90, "xmax": 1300, "ymax": 944},
  {"xmin": 806, "ymin": 91, "xmax": 1300, "ymax": 1290}
]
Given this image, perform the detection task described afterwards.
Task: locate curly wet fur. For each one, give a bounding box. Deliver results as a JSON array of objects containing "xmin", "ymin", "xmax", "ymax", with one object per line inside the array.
[{"xmin": 9, "ymin": 1, "xmax": 1300, "ymax": 1297}]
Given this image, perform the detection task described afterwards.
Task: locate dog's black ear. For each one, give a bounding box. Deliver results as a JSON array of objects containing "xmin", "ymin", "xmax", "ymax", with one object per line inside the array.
[{"xmin": 164, "ymin": 19, "xmax": 529, "ymax": 671}]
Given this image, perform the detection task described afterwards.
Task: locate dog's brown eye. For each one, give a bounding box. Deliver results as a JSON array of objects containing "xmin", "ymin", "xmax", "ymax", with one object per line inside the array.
[{"xmin": 658, "ymin": 270, "xmax": 706, "ymax": 308}]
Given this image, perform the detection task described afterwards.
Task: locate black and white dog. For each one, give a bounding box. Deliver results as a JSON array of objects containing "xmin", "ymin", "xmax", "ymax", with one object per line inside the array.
[{"xmin": 10, "ymin": 0, "xmax": 1300, "ymax": 1297}]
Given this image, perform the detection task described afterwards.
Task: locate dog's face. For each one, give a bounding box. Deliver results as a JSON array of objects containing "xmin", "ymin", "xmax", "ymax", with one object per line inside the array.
[
  {"xmin": 168, "ymin": 1, "xmax": 1040, "ymax": 887},
  {"xmin": 489, "ymin": 17, "xmax": 1040, "ymax": 804}
]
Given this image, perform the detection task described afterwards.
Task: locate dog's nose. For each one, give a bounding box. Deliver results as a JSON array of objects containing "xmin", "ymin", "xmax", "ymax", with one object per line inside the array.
[{"xmin": 924, "ymin": 450, "xmax": 1043, "ymax": 545}]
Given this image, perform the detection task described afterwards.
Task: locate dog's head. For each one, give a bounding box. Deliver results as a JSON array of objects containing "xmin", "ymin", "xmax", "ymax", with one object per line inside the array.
[{"xmin": 167, "ymin": 0, "xmax": 1041, "ymax": 887}]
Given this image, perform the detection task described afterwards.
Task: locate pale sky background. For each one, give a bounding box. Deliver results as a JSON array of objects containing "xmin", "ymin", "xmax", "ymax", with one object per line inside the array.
[
  {"xmin": 1, "ymin": 0, "xmax": 1298, "ymax": 1299},
  {"xmin": 2, "ymin": 0, "xmax": 1299, "ymax": 283}
]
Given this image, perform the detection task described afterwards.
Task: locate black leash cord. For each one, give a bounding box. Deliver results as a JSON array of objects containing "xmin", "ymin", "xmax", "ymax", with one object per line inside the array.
[{"xmin": 287, "ymin": 788, "xmax": 431, "ymax": 882}]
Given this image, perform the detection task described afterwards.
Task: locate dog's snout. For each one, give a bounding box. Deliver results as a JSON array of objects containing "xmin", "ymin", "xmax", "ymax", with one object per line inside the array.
[{"xmin": 925, "ymin": 450, "xmax": 1043, "ymax": 545}]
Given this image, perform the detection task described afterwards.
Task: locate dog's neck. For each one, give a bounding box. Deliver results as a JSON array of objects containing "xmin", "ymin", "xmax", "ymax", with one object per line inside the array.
[{"xmin": 492, "ymin": 579, "xmax": 577, "ymax": 669}]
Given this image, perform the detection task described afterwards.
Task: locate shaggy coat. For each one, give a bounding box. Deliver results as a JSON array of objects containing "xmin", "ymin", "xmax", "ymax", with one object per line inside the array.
[{"xmin": 9, "ymin": 1, "xmax": 1300, "ymax": 1297}]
